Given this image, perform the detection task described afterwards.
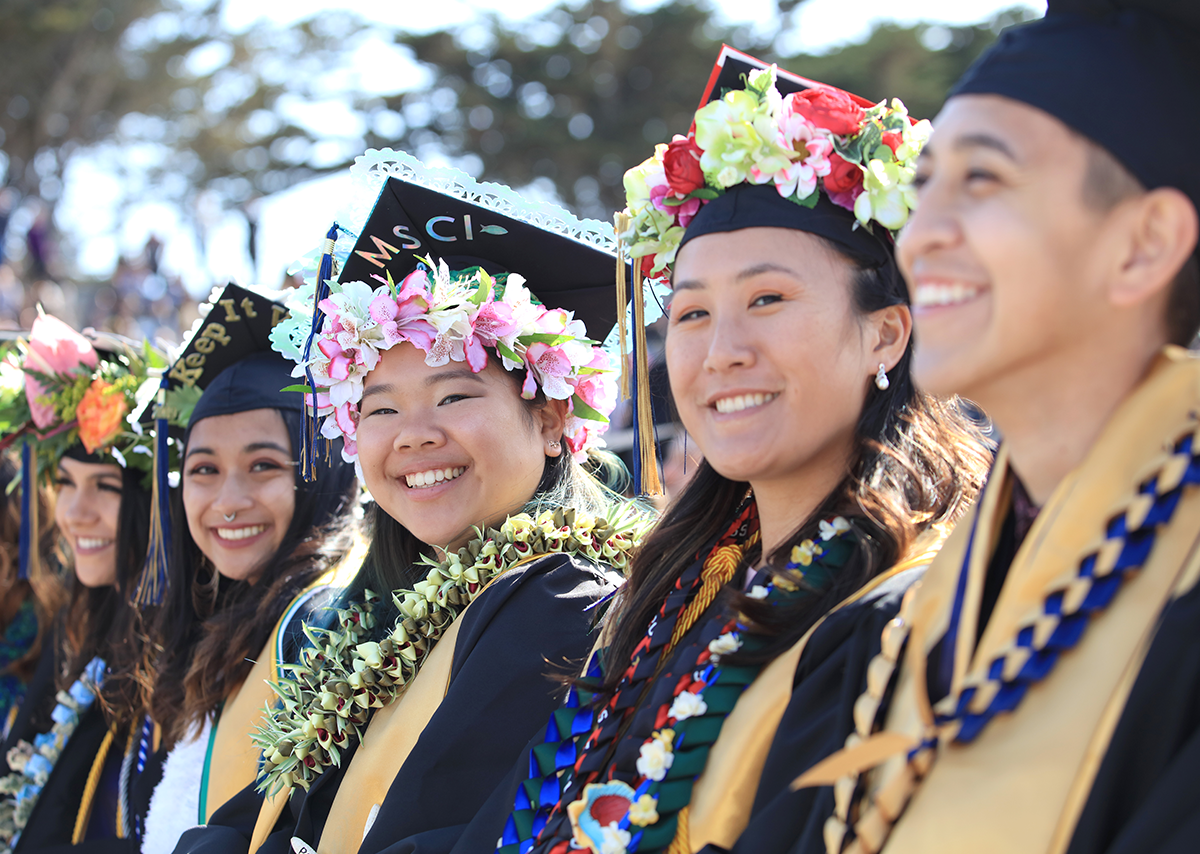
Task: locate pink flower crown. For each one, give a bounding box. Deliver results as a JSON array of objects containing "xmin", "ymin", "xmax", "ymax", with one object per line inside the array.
[
  {"xmin": 273, "ymin": 258, "xmax": 617, "ymax": 464},
  {"xmin": 621, "ymin": 65, "xmax": 932, "ymax": 278}
]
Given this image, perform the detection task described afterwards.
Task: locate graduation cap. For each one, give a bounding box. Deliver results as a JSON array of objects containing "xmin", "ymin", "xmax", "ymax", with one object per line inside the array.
[
  {"xmin": 336, "ymin": 174, "xmax": 617, "ymax": 339},
  {"xmin": 949, "ymin": 0, "xmax": 1200, "ymax": 217},
  {"xmin": 159, "ymin": 283, "xmax": 293, "ymax": 413},
  {"xmin": 136, "ymin": 284, "xmax": 295, "ymax": 606},
  {"xmin": 697, "ymin": 45, "xmax": 877, "ymax": 111}
]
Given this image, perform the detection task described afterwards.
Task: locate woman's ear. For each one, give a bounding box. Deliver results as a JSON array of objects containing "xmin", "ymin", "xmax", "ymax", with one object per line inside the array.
[
  {"xmin": 869, "ymin": 304, "xmax": 912, "ymax": 374},
  {"xmin": 537, "ymin": 398, "xmax": 571, "ymax": 457}
]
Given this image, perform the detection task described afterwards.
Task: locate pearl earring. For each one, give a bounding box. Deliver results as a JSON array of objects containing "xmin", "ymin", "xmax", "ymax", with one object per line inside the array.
[{"xmin": 875, "ymin": 363, "xmax": 890, "ymax": 391}]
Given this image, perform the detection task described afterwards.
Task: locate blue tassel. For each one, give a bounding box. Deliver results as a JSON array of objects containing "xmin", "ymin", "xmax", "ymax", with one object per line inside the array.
[
  {"xmin": 300, "ymin": 223, "xmax": 340, "ymax": 482},
  {"xmin": 17, "ymin": 442, "xmax": 33, "ymax": 581},
  {"xmin": 135, "ymin": 376, "xmax": 172, "ymax": 606}
]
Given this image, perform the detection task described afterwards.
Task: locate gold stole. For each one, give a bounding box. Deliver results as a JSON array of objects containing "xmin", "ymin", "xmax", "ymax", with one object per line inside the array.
[
  {"xmin": 205, "ymin": 540, "xmax": 367, "ymax": 821},
  {"xmin": 249, "ymin": 553, "xmax": 541, "ymax": 853},
  {"xmin": 873, "ymin": 346, "xmax": 1200, "ymax": 854},
  {"xmin": 679, "ymin": 540, "xmax": 943, "ymax": 853}
]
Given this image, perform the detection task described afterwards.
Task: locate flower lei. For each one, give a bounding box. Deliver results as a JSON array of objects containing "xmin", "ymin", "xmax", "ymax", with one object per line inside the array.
[
  {"xmin": 0, "ymin": 657, "xmax": 106, "ymax": 852},
  {"xmin": 270, "ymin": 258, "xmax": 618, "ymax": 466},
  {"xmin": 252, "ymin": 505, "xmax": 653, "ymax": 796},
  {"xmin": 496, "ymin": 516, "xmax": 856, "ymax": 854},
  {"xmin": 621, "ymin": 65, "xmax": 932, "ymax": 276}
]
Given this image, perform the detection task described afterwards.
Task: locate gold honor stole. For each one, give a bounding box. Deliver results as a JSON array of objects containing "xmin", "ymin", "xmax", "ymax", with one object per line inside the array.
[
  {"xmin": 834, "ymin": 347, "xmax": 1200, "ymax": 854},
  {"xmin": 249, "ymin": 552, "xmax": 541, "ymax": 854},
  {"xmin": 203, "ymin": 540, "xmax": 367, "ymax": 822}
]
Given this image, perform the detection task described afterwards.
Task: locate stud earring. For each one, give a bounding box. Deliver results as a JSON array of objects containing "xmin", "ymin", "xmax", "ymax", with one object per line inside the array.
[
  {"xmin": 875, "ymin": 363, "xmax": 890, "ymax": 391},
  {"xmin": 548, "ymin": 440, "xmax": 561, "ymax": 452}
]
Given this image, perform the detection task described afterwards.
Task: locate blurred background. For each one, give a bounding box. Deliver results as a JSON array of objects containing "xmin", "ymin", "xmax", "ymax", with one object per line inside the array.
[{"xmin": 0, "ymin": 0, "xmax": 1045, "ymax": 344}]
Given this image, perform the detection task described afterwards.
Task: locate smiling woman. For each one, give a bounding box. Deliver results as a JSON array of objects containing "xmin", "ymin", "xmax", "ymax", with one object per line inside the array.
[
  {"xmin": 441, "ymin": 55, "xmax": 991, "ymax": 854},
  {"xmin": 0, "ymin": 315, "xmax": 163, "ymax": 853},
  {"xmin": 138, "ymin": 292, "xmax": 362, "ymax": 854},
  {"xmin": 168, "ymin": 152, "xmax": 651, "ymax": 854}
]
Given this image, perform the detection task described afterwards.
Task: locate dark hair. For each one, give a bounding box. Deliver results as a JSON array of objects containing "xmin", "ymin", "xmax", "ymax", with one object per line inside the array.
[
  {"xmin": 0, "ymin": 456, "xmax": 58, "ymax": 687},
  {"xmin": 149, "ymin": 407, "xmax": 359, "ymax": 745},
  {"xmin": 51, "ymin": 462, "xmax": 152, "ymax": 729},
  {"xmin": 595, "ymin": 242, "xmax": 992, "ymax": 689},
  {"xmin": 1082, "ymin": 141, "xmax": 1200, "ymax": 347}
]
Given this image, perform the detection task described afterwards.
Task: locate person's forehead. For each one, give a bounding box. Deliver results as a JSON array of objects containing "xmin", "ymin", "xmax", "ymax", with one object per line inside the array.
[{"xmin": 931, "ymin": 94, "xmax": 1089, "ymax": 164}]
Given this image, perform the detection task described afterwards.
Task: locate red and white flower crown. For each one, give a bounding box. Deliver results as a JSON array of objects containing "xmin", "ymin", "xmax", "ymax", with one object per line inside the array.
[{"xmin": 621, "ymin": 65, "xmax": 932, "ymax": 277}]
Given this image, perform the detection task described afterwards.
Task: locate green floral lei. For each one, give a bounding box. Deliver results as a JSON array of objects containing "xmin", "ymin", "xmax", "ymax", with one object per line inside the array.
[{"xmin": 253, "ymin": 505, "xmax": 653, "ymax": 795}]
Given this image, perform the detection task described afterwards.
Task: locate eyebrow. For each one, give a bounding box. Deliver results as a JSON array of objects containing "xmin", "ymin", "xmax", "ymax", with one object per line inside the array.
[
  {"xmin": 674, "ymin": 261, "xmax": 801, "ymax": 292},
  {"xmin": 924, "ymin": 132, "xmax": 1019, "ymax": 162},
  {"xmin": 185, "ymin": 441, "xmax": 291, "ymax": 459}
]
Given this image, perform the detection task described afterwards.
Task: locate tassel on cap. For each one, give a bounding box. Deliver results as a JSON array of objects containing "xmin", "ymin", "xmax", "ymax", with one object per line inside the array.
[
  {"xmin": 614, "ymin": 212, "xmax": 663, "ymax": 499},
  {"xmin": 17, "ymin": 441, "xmax": 37, "ymax": 581},
  {"xmin": 300, "ymin": 223, "xmax": 340, "ymax": 482},
  {"xmin": 135, "ymin": 375, "xmax": 171, "ymax": 607},
  {"xmin": 614, "ymin": 213, "xmax": 631, "ymax": 400}
]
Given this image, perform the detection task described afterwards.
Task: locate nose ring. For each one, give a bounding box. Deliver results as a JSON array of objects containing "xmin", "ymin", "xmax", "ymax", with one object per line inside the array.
[{"xmin": 223, "ymin": 512, "xmax": 236, "ymax": 522}]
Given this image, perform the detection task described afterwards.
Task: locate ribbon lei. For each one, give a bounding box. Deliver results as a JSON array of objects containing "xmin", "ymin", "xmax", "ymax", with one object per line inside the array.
[{"xmin": 300, "ymin": 223, "xmax": 340, "ymax": 482}]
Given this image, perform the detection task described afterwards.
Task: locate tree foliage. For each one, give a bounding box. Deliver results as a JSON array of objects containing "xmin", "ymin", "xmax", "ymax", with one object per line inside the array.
[{"xmin": 0, "ymin": 0, "xmax": 1039, "ymax": 257}]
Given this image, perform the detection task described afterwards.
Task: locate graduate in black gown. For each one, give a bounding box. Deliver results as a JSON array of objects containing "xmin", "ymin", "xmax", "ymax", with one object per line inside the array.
[
  {"xmin": 0, "ymin": 316, "xmax": 164, "ymax": 853},
  {"xmin": 172, "ymin": 151, "xmax": 650, "ymax": 854},
  {"xmin": 405, "ymin": 51, "xmax": 990, "ymax": 854},
  {"xmin": 136, "ymin": 285, "xmax": 361, "ymax": 852},
  {"xmin": 763, "ymin": 3, "xmax": 1200, "ymax": 853}
]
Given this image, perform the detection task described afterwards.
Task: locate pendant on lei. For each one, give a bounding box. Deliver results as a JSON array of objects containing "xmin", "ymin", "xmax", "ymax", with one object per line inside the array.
[{"xmin": 498, "ymin": 515, "xmax": 855, "ymax": 854}]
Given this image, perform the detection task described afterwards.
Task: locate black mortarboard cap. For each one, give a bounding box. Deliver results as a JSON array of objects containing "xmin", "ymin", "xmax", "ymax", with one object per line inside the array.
[
  {"xmin": 697, "ymin": 45, "xmax": 877, "ymax": 111},
  {"xmin": 144, "ymin": 284, "xmax": 297, "ymax": 432},
  {"xmin": 338, "ymin": 176, "xmax": 617, "ymax": 341},
  {"xmin": 680, "ymin": 48, "xmax": 897, "ymax": 270},
  {"xmin": 949, "ymin": 1, "xmax": 1200, "ymax": 215}
]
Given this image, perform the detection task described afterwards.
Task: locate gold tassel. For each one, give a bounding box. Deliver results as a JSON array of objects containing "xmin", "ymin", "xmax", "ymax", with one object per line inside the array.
[
  {"xmin": 614, "ymin": 212, "xmax": 631, "ymax": 400},
  {"xmin": 631, "ymin": 247, "xmax": 663, "ymax": 498}
]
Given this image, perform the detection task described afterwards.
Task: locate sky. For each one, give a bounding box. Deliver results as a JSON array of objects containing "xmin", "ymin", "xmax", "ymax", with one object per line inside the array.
[{"xmin": 52, "ymin": 0, "xmax": 1046, "ymax": 297}]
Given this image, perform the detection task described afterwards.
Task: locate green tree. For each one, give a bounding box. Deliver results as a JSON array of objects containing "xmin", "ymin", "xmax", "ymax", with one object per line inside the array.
[{"xmin": 380, "ymin": 2, "xmax": 1037, "ymax": 216}]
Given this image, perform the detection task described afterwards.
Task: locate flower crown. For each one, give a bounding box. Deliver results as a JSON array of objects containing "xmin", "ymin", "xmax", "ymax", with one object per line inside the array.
[
  {"xmin": 0, "ymin": 315, "xmax": 163, "ymax": 478},
  {"xmin": 271, "ymin": 258, "xmax": 617, "ymax": 464},
  {"xmin": 621, "ymin": 66, "xmax": 932, "ymax": 276}
]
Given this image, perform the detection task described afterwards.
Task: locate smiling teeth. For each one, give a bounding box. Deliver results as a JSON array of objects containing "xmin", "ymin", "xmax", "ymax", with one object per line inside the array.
[
  {"xmin": 77, "ymin": 538, "xmax": 113, "ymax": 550},
  {"xmin": 216, "ymin": 525, "xmax": 265, "ymax": 541},
  {"xmin": 912, "ymin": 282, "xmax": 983, "ymax": 308},
  {"xmin": 406, "ymin": 467, "xmax": 466, "ymax": 489},
  {"xmin": 715, "ymin": 393, "xmax": 779, "ymax": 414}
]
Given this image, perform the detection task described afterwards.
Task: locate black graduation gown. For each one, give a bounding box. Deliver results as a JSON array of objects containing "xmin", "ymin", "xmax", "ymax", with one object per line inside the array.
[
  {"xmin": 4, "ymin": 644, "xmax": 163, "ymax": 854},
  {"xmin": 377, "ymin": 566, "xmax": 924, "ymax": 854},
  {"xmin": 755, "ymin": 501, "xmax": 1200, "ymax": 854},
  {"xmin": 173, "ymin": 552, "xmax": 619, "ymax": 854}
]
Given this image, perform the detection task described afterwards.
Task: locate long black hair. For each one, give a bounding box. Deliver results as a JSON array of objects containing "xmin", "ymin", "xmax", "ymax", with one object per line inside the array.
[
  {"xmin": 149, "ymin": 407, "xmax": 359, "ymax": 745},
  {"xmin": 595, "ymin": 242, "xmax": 992, "ymax": 690}
]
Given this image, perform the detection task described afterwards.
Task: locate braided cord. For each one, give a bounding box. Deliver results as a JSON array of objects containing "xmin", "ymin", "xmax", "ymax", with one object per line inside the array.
[{"xmin": 828, "ymin": 429, "xmax": 1200, "ymax": 854}]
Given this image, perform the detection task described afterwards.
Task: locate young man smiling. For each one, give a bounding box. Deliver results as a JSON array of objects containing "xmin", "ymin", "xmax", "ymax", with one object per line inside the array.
[{"xmin": 789, "ymin": 3, "xmax": 1200, "ymax": 854}]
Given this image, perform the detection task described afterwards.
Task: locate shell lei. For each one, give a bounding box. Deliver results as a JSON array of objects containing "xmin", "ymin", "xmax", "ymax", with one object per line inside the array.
[
  {"xmin": 253, "ymin": 505, "xmax": 653, "ymax": 796},
  {"xmin": 0, "ymin": 657, "xmax": 106, "ymax": 853}
]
